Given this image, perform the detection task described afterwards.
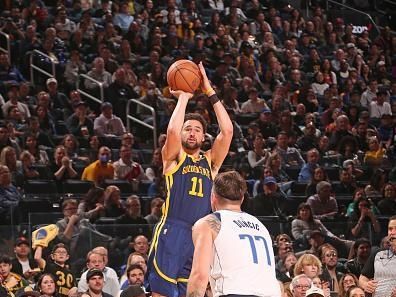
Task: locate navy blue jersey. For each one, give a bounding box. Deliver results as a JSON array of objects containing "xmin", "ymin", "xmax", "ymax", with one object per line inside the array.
[{"xmin": 162, "ymin": 152, "xmax": 212, "ymax": 225}]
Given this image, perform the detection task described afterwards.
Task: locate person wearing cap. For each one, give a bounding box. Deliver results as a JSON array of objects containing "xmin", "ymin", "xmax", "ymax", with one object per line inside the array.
[
  {"xmin": 359, "ymin": 216, "xmax": 396, "ymax": 297},
  {"xmin": 369, "ymin": 89, "xmax": 392, "ymax": 119},
  {"xmin": 307, "ymin": 181, "xmax": 338, "ymax": 220},
  {"xmin": 66, "ymin": 100, "xmax": 94, "ymax": 137},
  {"xmin": 254, "ymin": 108, "xmax": 278, "ymax": 139},
  {"xmin": 251, "ymin": 175, "xmax": 287, "ymax": 217},
  {"xmin": 94, "ymin": 102, "xmax": 126, "ymax": 137},
  {"xmin": 11, "ymin": 237, "xmax": 39, "ymax": 280},
  {"xmin": 85, "ymin": 268, "xmax": 114, "ymax": 297},
  {"xmin": 306, "ymin": 286, "xmax": 325, "ymax": 297},
  {"xmin": 0, "ymin": 254, "xmax": 29, "ymax": 295},
  {"xmin": 46, "ymin": 77, "xmax": 72, "ymax": 115},
  {"xmin": 241, "ymin": 88, "xmax": 269, "ymax": 114}
]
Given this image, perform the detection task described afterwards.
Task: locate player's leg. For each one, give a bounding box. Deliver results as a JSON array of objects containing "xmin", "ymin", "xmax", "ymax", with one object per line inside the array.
[
  {"xmin": 147, "ymin": 222, "xmax": 184, "ymax": 297},
  {"xmin": 177, "ymin": 231, "xmax": 195, "ymax": 297}
]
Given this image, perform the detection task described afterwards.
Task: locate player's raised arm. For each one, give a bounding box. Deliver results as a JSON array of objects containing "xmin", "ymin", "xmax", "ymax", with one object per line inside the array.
[
  {"xmin": 198, "ymin": 62, "xmax": 233, "ymax": 176},
  {"xmin": 162, "ymin": 90, "xmax": 194, "ymax": 164},
  {"xmin": 187, "ymin": 214, "xmax": 220, "ymax": 297}
]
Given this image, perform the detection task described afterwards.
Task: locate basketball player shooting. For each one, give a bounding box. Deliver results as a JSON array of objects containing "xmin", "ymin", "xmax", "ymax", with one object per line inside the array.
[{"xmin": 147, "ymin": 61, "xmax": 234, "ymax": 297}]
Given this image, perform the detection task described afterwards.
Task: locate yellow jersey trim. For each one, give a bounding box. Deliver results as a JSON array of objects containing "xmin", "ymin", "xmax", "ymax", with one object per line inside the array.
[
  {"xmin": 164, "ymin": 152, "xmax": 187, "ymax": 176},
  {"xmin": 148, "ymin": 174, "xmax": 171, "ymax": 256},
  {"xmin": 153, "ymin": 257, "xmax": 177, "ymax": 284}
]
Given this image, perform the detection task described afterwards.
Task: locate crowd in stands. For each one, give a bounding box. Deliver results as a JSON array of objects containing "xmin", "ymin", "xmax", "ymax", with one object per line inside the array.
[{"xmin": 0, "ymin": 0, "xmax": 395, "ymax": 296}]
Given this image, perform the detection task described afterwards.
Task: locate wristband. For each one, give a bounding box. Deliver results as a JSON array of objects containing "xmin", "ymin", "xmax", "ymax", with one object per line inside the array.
[
  {"xmin": 209, "ymin": 93, "xmax": 219, "ymax": 105},
  {"xmin": 204, "ymin": 88, "xmax": 214, "ymax": 96}
]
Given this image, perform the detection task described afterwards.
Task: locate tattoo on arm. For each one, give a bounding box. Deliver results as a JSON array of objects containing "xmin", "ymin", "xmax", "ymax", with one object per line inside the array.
[{"xmin": 205, "ymin": 214, "xmax": 221, "ymax": 235}]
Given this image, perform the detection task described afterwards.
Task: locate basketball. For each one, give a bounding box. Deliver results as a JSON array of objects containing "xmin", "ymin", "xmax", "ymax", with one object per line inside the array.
[{"xmin": 167, "ymin": 60, "xmax": 201, "ymax": 93}]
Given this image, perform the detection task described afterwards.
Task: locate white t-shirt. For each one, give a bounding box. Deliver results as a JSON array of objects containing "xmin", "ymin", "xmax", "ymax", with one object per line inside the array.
[{"xmin": 210, "ymin": 210, "xmax": 281, "ymax": 297}]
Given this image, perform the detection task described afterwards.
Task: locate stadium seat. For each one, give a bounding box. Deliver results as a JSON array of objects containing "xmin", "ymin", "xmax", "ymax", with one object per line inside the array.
[
  {"xmin": 104, "ymin": 179, "xmax": 133, "ymax": 195},
  {"xmin": 62, "ymin": 179, "xmax": 94, "ymax": 194},
  {"xmin": 290, "ymin": 182, "xmax": 308, "ymax": 196},
  {"xmin": 32, "ymin": 164, "xmax": 51, "ymax": 179},
  {"xmin": 24, "ymin": 179, "xmax": 58, "ymax": 195}
]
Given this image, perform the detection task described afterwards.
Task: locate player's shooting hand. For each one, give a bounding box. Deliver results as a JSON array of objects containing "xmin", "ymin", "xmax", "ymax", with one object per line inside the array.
[
  {"xmin": 364, "ymin": 280, "xmax": 378, "ymax": 294},
  {"xmin": 198, "ymin": 62, "xmax": 212, "ymax": 92},
  {"xmin": 169, "ymin": 89, "xmax": 194, "ymax": 100}
]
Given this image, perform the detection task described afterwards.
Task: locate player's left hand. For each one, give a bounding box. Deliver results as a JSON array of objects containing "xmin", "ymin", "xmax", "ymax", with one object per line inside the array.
[
  {"xmin": 170, "ymin": 89, "xmax": 194, "ymax": 100},
  {"xmin": 198, "ymin": 62, "xmax": 212, "ymax": 93}
]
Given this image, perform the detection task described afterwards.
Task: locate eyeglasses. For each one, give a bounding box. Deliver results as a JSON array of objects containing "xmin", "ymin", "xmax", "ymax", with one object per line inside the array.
[
  {"xmin": 325, "ymin": 252, "xmax": 337, "ymax": 257},
  {"xmin": 295, "ymin": 285, "xmax": 310, "ymax": 290}
]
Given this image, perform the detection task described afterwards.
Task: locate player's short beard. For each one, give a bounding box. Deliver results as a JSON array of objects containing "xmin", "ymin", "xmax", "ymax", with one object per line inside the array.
[{"xmin": 182, "ymin": 139, "xmax": 202, "ymax": 150}]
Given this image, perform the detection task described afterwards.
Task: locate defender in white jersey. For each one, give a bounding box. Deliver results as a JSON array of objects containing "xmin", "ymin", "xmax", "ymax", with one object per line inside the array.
[{"xmin": 187, "ymin": 171, "xmax": 281, "ymax": 297}]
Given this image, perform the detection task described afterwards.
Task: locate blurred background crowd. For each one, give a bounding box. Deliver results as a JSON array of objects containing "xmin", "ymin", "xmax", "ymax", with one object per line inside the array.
[{"xmin": 0, "ymin": 0, "xmax": 395, "ymax": 296}]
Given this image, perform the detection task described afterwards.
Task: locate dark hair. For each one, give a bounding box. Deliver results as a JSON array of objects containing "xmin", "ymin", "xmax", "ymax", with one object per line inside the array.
[
  {"xmin": 353, "ymin": 237, "xmax": 371, "ymax": 251},
  {"xmin": 213, "ymin": 170, "xmax": 247, "ymax": 201},
  {"xmin": 52, "ymin": 243, "xmax": 69, "ymax": 254},
  {"xmin": 184, "ymin": 113, "xmax": 207, "ymax": 134},
  {"xmin": 37, "ymin": 273, "xmax": 58, "ymax": 295},
  {"xmin": 126, "ymin": 264, "xmax": 144, "ymax": 276},
  {"xmin": 0, "ymin": 254, "xmax": 12, "ymax": 264},
  {"xmin": 84, "ymin": 187, "xmax": 105, "ymax": 209},
  {"xmin": 353, "ymin": 197, "xmax": 370, "ymax": 216},
  {"xmin": 296, "ymin": 203, "xmax": 314, "ymax": 222},
  {"xmin": 369, "ymin": 168, "xmax": 385, "ymax": 191}
]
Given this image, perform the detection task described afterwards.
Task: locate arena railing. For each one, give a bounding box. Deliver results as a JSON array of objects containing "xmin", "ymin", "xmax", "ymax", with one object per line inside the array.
[
  {"xmin": 126, "ymin": 99, "xmax": 158, "ymax": 149},
  {"xmin": 324, "ymin": 0, "xmax": 381, "ymax": 38},
  {"xmin": 0, "ymin": 30, "xmax": 11, "ymax": 64},
  {"xmin": 77, "ymin": 73, "xmax": 104, "ymax": 104},
  {"xmin": 29, "ymin": 49, "xmax": 57, "ymax": 87}
]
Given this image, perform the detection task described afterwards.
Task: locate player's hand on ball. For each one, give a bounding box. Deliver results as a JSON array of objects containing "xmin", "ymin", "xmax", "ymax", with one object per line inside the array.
[
  {"xmin": 198, "ymin": 62, "xmax": 211, "ymax": 92},
  {"xmin": 170, "ymin": 89, "xmax": 194, "ymax": 100}
]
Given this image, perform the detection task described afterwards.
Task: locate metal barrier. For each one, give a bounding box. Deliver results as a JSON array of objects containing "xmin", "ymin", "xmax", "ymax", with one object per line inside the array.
[
  {"xmin": 0, "ymin": 30, "xmax": 11, "ymax": 64},
  {"xmin": 77, "ymin": 74, "xmax": 104, "ymax": 104},
  {"xmin": 324, "ymin": 0, "xmax": 381, "ymax": 38},
  {"xmin": 30, "ymin": 49, "xmax": 57, "ymax": 86},
  {"xmin": 126, "ymin": 99, "xmax": 158, "ymax": 149}
]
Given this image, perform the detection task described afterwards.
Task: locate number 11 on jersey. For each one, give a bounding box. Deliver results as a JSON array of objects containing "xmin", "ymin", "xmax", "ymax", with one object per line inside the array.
[
  {"xmin": 189, "ymin": 177, "xmax": 204, "ymax": 197},
  {"xmin": 239, "ymin": 234, "xmax": 272, "ymax": 265}
]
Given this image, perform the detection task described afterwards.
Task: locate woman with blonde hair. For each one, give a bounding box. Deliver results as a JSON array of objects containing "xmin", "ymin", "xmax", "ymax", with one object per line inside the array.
[
  {"xmin": 293, "ymin": 253, "xmax": 322, "ymax": 279},
  {"xmin": 0, "ymin": 146, "xmax": 23, "ymax": 186}
]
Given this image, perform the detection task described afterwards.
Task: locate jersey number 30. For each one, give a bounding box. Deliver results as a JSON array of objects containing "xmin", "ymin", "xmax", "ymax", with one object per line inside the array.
[
  {"xmin": 189, "ymin": 177, "xmax": 204, "ymax": 197},
  {"xmin": 239, "ymin": 234, "xmax": 272, "ymax": 265}
]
